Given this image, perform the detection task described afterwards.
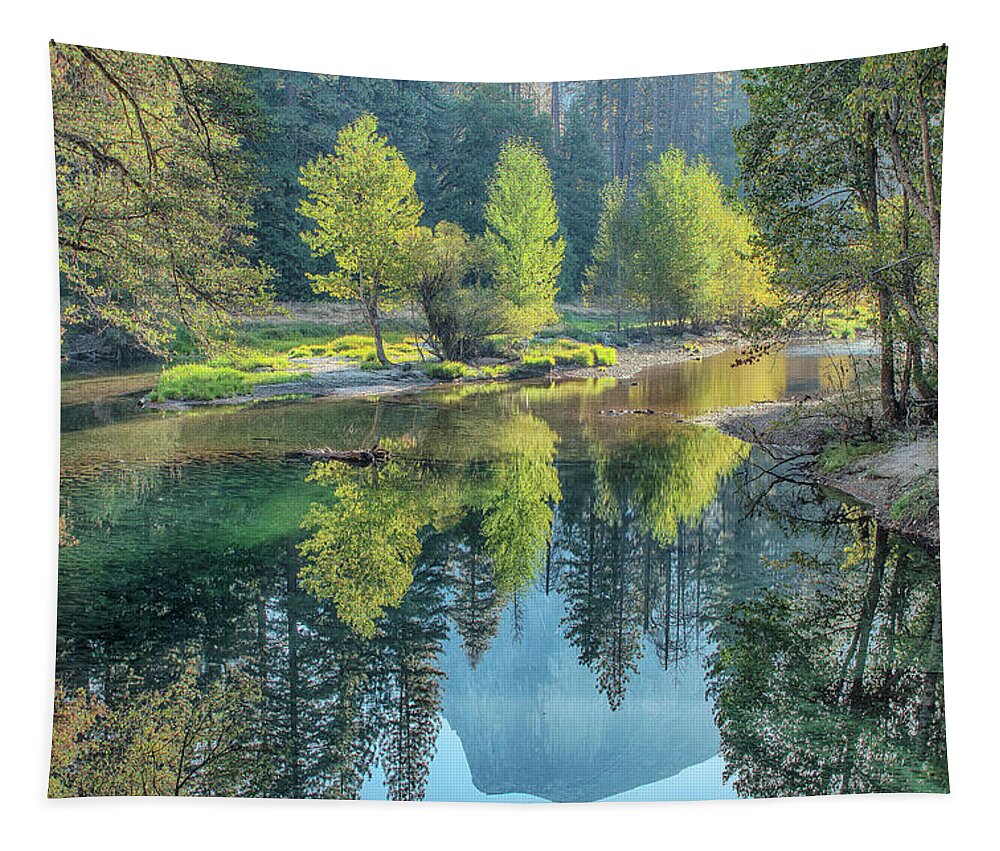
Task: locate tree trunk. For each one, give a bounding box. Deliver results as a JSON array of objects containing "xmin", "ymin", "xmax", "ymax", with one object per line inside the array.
[{"xmin": 864, "ymin": 114, "xmax": 899, "ymax": 424}]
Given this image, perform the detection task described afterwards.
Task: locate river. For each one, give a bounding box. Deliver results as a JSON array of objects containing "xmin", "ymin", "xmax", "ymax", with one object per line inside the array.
[{"xmin": 55, "ymin": 342, "xmax": 947, "ymax": 800}]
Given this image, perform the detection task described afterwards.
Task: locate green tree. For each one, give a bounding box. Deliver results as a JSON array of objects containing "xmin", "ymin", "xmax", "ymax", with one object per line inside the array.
[
  {"xmin": 483, "ymin": 138, "xmax": 564, "ymax": 338},
  {"xmin": 298, "ymin": 114, "xmax": 423, "ymax": 365},
  {"xmin": 736, "ymin": 51, "xmax": 945, "ymax": 423},
  {"xmin": 50, "ymin": 43, "xmax": 275, "ymax": 358},
  {"xmin": 476, "ymin": 413, "xmax": 562, "ymax": 595},
  {"xmin": 633, "ymin": 150, "xmax": 717, "ymax": 328},
  {"xmin": 584, "ymin": 177, "xmax": 637, "ymax": 332},
  {"xmin": 298, "ymin": 461, "xmax": 422, "ymax": 638},
  {"xmin": 553, "ymin": 103, "xmax": 609, "ymax": 297},
  {"xmin": 49, "ymin": 666, "xmax": 267, "ymax": 797},
  {"xmin": 435, "ymin": 85, "xmax": 554, "ymax": 234},
  {"xmin": 400, "ymin": 221, "xmax": 504, "ymax": 360}
]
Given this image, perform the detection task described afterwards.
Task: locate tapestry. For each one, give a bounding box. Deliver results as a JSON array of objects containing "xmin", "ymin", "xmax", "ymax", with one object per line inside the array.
[{"xmin": 51, "ymin": 42, "xmax": 947, "ymax": 801}]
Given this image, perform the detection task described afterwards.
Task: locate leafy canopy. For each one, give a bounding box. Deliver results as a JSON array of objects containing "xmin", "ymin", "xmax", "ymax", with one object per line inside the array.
[
  {"xmin": 51, "ymin": 43, "xmax": 275, "ymax": 355},
  {"xmin": 483, "ymin": 138, "xmax": 564, "ymax": 337},
  {"xmin": 298, "ymin": 113, "xmax": 423, "ymax": 308}
]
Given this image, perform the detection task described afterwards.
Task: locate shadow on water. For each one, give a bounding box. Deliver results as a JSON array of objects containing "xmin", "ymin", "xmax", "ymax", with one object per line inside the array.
[{"xmin": 52, "ymin": 345, "xmax": 944, "ymax": 799}]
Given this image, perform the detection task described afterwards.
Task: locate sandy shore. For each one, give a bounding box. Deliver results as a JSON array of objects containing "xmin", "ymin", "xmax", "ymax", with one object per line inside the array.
[{"xmin": 695, "ymin": 397, "xmax": 939, "ymax": 546}]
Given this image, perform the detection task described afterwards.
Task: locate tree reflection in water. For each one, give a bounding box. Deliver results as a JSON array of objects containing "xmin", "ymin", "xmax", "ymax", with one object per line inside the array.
[
  {"xmin": 53, "ymin": 409, "xmax": 946, "ymax": 798},
  {"xmin": 707, "ymin": 507, "xmax": 948, "ymax": 796}
]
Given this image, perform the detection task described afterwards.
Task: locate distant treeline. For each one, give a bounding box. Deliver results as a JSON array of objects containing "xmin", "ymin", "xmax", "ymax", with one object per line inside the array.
[{"xmin": 243, "ymin": 70, "xmax": 749, "ymax": 300}]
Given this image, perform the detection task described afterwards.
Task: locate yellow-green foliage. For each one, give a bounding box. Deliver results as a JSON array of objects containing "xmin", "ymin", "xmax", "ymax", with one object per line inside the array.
[
  {"xmin": 813, "ymin": 304, "xmax": 877, "ymax": 340},
  {"xmin": 595, "ymin": 426, "xmax": 751, "ymax": 545},
  {"xmin": 298, "ymin": 461, "xmax": 421, "ymax": 638},
  {"xmin": 287, "ymin": 333, "xmax": 422, "ymax": 363},
  {"xmin": 521, "ymin": 338, "xmax": 618, "ymax": 368},
  {"xmin": 207, "ymin": 347, "xmax": 294, "ymax": 372},
  {"xmin": 422, "ymin": 361, "xmax": 472, "ymax": 379},
  {"xmin": 150, "ymin": 364, "xmax": 305, "ymax": 401},
  {"xmin": 298, "ymin": 114, "xmax": 422, "ymax": 308},
  {"xmin": 49, "ymin": 667, "xmax": 265, "ymax": 797},
  {"xmin": 472, "ymin": 413, "xmax": 562, "ymax": 594}
]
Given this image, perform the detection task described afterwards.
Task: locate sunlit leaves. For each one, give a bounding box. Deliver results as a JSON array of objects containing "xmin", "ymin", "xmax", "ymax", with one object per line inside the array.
[
  {"xmin": 50, "ymin": 43, "xmax": 275, "ymax": 356},
  {"xmin": 483, "ymin": 138, "xmax": 565, "ymax": 337},
  {"xmin": 49, "ymin": 666, "xmax": 266, "ymax": 797},
  {"xmin": 298, "ymin": 114, "xmax": 423, "ymax": 361},
  {"xmin": 298, "ymin": 460, "xmax": 421, "ymax": 638}
]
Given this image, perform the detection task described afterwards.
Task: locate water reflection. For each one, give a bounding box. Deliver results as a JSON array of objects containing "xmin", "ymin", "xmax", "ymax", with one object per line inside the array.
[
  {"xmin": 53, "ymin": 347, "xmax": 945, "ymax": 799},
  {"xmin": 708, "ymin": 509, "xmax": 948, "ymax": 796}
]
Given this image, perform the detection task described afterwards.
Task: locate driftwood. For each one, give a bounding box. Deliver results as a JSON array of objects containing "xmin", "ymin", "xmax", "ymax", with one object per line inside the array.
[{"xmin": 290, "ymin": 443, "xmax": 394, "ymax": 467}]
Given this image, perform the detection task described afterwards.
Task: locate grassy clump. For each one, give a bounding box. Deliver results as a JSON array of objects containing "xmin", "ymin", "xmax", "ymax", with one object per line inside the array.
[
  {"xmin": 206, "ymin": 347, "xmax": 295, "ymax": 372},
  {"xmin": 234, "ymin": 321, "xmax": 353, "ymax": 353},
  {"xmin": 818, "ymin": 440, "xmax": 885, "ymax": 472},
  {"xmin": 477, "ymin": 363, "xmax": 514, "ymax": 379},
  {"xmin": 521, "ymin": 338, "xmax": 618, "ymax": 368},
  {"xmin": 150, "ymin": 364, "xmax": 307, "ymax": 401},
  {"xmin": 422, "ymin": 361, "xmax": 471, "ymax": 380},
  {"xmin": 287, "ymin": 333, "xmax": 422, "ymax": 364},
  {"xmin": 592, "ymin": 344, "xmax": 618, "ymax": 366},
  {"xmin": 890, "ymin": 474, "xmax": 938, "ymax": 523}
]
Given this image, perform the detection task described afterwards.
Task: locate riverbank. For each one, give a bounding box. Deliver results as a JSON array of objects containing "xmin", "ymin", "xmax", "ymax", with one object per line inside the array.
[
  {"xmin": 695, "ymin": 397, "xmax": 939, "ymax": 546},
  {"xmin": 144, "ymin": 329, "xmax": 744, "ymax": 409}
]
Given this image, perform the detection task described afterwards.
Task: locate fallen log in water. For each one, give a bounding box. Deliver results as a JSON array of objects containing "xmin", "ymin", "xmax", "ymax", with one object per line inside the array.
[{"xmin": 290, "ymin": 444, "xmax": 394, "ymax": 466}]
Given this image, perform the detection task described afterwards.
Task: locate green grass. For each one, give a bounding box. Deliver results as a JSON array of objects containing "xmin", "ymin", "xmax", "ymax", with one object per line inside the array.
[
  {"xmin": 232, "ymin": 321, "xmax": 353, "ymax": 353},
  {"xmin": 421, "ymin": 361, "xmax": 472, "ymax": 380},
  {"xmin": 286, "ymin": 332, "xmax": 423, "ymax": 364},
  {"xmin": 520, "ymin": 338, "xmax": 618, "ymax": 368},
  {"xmin": 206, "ymin": 347, "xmax": 295, "ymax": 372},
  {"xmin": 890, "ymin": 474, "xmax": 938, "ymax": 523},
  {"xmin": 149, "ymin": 364, "xmax": 308, "ymax": 402},
  {"xmin": 818, "ymin": 440, "xmax": 885, "ymax": 472},
  {"xmin": 477, "ymin": 363, "xmax": 514, "ymax": 379}
]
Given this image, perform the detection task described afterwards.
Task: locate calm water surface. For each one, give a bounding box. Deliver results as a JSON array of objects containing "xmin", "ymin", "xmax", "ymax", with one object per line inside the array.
[{"xmin": 56, "ymin": 343, "xmax": 947, "ymax": 800}]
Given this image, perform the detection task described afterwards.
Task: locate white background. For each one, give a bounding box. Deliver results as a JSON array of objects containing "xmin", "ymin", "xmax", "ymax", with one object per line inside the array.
[{"xmin": 2, "ymin": 2, "xmax": 996, "ymax": 848}]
